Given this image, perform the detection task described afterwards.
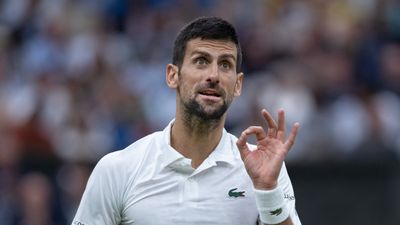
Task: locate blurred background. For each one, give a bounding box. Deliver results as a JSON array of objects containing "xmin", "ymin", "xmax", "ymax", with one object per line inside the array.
[{"xmin": 0, "ymin": 0, "xmax": 399, "ymax": 224}]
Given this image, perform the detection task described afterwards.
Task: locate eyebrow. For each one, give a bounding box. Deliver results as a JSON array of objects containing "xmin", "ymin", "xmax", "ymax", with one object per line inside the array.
[
  {"xmin": 191, "ymin": 50, "xmax": 236, "ymax": 61},
  {"xmin": 191, "ymin": 50, "xmax": 211, "ymax": 58},
  {"xmin": 219, "ymin": 54, "xmax": 236, "ymax": 62}
]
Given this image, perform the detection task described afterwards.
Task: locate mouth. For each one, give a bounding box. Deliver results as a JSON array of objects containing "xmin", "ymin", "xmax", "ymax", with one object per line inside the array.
[
  {"xmin": 198, "ymin": 89, "xmax": 221, "ymax": 97},
  {"xmin": 197, "ymin": 88, "xmax": 223, "ymax": 102}
]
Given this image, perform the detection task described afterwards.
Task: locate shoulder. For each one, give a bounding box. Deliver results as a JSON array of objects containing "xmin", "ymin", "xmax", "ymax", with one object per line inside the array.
[{"xmin": 94, "ymin": 131, "xmax": 162, "ymax": 175}]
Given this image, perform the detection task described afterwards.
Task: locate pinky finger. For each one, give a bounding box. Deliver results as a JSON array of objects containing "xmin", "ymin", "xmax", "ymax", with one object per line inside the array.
[{"xmin": 284, "ymin": 122, "xmax": 300, "ymax": 150}]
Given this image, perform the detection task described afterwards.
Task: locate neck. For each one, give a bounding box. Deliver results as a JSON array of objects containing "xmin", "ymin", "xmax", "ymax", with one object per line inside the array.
[{"xmin": 170, "ymin": 113, "xmax": 226, "ymax": 169}]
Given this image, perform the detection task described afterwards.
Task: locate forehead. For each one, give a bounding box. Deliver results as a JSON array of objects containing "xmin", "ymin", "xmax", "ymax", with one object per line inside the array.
[{"xmin": 185, "ymin": 38, "xmax": 237, "ymax": 58}]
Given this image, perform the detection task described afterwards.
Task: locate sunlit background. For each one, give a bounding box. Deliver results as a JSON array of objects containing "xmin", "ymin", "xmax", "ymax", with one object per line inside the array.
[{"xmin": 0, "ymin": 0, "xmax": 399, "ymax": 224}]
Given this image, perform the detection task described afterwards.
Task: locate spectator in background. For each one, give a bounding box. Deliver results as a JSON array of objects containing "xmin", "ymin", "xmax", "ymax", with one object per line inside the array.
[
  {"xmin": 0, "ymin": 124, "xmax": 20, "ymax": 225},
  {"xmin": 56, "ymin": 164, "xmax": 91, "ymax": 223},
  {"xmin": 15, "ymin": 172, "xmax": 65, "ymax": 225}
]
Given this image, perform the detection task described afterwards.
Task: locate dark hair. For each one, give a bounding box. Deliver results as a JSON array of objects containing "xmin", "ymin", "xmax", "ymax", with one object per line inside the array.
[{"xmin": 172, "ymin": 16, "xmax": 242, "ymax": 72}]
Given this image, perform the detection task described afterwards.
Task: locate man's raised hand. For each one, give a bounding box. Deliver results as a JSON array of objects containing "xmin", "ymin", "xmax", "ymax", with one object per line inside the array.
[{"xmin": 236, "ymin": 109, "xmax": 300, "ymax": 190}]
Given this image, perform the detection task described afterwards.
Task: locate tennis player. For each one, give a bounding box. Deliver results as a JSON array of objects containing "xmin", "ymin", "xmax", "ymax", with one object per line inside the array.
[{"xmin": 72, "ymin": 16, "xmax": 301, "ymax": 225}]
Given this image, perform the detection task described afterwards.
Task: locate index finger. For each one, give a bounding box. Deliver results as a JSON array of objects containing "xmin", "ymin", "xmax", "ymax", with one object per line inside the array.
[{"xmin": 236, "ymin": 131, "xmax": 251, "ymax": 160}]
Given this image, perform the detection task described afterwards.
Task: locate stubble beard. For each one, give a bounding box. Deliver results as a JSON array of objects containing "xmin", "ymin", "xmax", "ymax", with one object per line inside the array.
[
  {"xmin": 179, "ymin": 85, "xmax": 232, "ymax": 125},
  {"xmin": 183, "ymin": 96, "xmax": 229, "ymax": 122}
]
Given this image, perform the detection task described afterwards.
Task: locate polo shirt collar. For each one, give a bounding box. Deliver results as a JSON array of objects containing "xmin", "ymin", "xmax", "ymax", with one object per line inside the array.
[
  {"xmin": 160, "ymin": 119, "xmax": 236, "ymax": 173},
  {"xmin": 206, "ymin": 128, "xmax": 236, "ymax": 166}
]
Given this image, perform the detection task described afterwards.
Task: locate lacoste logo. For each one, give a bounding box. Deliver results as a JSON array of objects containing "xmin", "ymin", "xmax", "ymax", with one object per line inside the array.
[
  {"xmin": 228, "ymin": 188, "xmax": 245, "ymax": 197},
  {"xmin": 269, "ymin": 208, "xmax": 283, "ymax": 216}
]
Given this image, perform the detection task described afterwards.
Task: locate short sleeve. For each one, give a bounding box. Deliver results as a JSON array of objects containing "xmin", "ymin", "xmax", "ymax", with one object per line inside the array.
[{"xmin": 71, "ymin": 153, "xmax": 123, "ymax": 225}]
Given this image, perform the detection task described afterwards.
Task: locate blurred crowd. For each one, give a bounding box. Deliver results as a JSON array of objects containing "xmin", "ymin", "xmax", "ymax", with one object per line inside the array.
[{"xmin": 0, "ymin": 0, "xmax": 399, "ymax": 224}]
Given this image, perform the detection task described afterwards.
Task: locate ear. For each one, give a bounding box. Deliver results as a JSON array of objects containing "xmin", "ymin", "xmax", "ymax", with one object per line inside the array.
[
  {"xmin": 234, "ymin": 72, "xmax": 244, "ymax": 97},
  {"xmin": 166, "ymin": 64, "xmax": 179, "ymax": 89}
]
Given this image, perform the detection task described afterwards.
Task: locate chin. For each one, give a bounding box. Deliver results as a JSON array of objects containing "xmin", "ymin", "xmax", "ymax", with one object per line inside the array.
[
  {"xmin": 197, "ymin": 105, "xmax": 228, "ymax": 120},
  {"xmin": 183, "ymin": 97, "xmax": 230, "ymax": 121}
]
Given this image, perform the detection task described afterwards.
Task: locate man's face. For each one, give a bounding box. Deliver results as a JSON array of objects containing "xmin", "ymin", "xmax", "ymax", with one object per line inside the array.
[{"xmin": 174, "ymin": 38, "xmax": 243, "ymax": 120}]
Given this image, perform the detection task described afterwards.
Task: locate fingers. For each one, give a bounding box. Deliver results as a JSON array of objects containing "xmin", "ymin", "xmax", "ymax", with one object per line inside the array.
[
  {"xmin": 236, "ymin": 131, "xmax": 250, "ymax": 160},
  {"xmin": 238, "ymin": 109, "xmax": 300, "ymax": 160},
  {"xmin": 277, "ymin": 108, "xmax": 286, "ymax": 142},
  {"xmin": 262, "ymin": 108, "xmax": 299, "ymax": 147},
  {"xmin": 261, "ymin": 109, "xmax": 277, "ymax": 138},
  {"xmin": 246, "ymin": 126, "xmax": 268, "ymax": 140},
  {"xmin": 236, "ymin": 126, "xmax": 267, "ymax": 160},
  {"xmin": 262, "ymin": 108, "xmax": 286, "ymax": 141},
  {"xmin": 284, "ymin": 122, "xmax": 300, "ymax": 150}
]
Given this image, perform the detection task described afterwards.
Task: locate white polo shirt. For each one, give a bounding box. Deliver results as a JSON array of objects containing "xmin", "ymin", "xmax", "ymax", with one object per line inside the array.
[{"xmin": 72, "ymin": 120, "xmax": 301, "ymax": 225}]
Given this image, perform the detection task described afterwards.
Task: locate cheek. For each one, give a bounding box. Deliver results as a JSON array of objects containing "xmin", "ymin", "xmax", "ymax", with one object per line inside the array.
[
  {"xmin": 226, "ymin": 77, "xmax": 240, "ymax": 94},
  {"xmin": 178, "ymin": 71, "xmax": 200, "ymax": 92},
  {"xmin": 177, "ymin": 79, "xmax": 196, "ymax": 99}
]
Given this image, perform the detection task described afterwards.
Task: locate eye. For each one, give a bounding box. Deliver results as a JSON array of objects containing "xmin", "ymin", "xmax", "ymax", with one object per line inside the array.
[
  {"xmin": 220, "ymin": 61, "xmax": 232, "ymax": 70},
  {"xmin": 194, "ymin": 57, "xmax": 208, "ymax": 66}
]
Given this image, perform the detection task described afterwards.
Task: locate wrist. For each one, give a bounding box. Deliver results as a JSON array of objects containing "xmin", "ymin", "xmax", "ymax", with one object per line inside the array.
[
  {"xmin": 253, "ymin": 181, "xmax": 277, "ymax": 191},
  {"xmin": 254, "ymin": 186, "xmax": 289, "ymax": 224}
]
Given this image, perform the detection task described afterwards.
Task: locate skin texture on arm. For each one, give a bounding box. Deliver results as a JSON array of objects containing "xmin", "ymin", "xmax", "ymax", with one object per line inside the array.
[{"xmin": 236, "ymin": 109, "xmax": 300, "ymax": 225}]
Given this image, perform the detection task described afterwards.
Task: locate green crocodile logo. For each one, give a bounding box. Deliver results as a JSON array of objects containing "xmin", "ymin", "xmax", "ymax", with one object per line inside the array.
[
  {"xmin": 269, "ymin": 208, "xmax": 282, "ymax": 216},
  {"xmin": 228, "ymin": 188, "xmax": 245, "ymax": 197}
]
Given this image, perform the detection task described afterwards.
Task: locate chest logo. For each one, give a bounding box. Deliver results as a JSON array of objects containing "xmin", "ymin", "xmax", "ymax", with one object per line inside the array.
[{"xmin": 228, "ymin": 188, "xmax": 245, "ymax": 197}]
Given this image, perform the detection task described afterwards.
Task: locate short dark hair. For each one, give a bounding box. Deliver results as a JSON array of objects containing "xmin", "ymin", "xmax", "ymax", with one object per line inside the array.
[{"xmin": 172, "ymin": 16, "xmax": 242, "ymax": 72}]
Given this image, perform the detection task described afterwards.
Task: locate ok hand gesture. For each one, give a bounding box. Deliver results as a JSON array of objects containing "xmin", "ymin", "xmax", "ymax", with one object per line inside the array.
[{"xmin": 236, "ymin": 109, "xmax": 299, "ymax": 190}]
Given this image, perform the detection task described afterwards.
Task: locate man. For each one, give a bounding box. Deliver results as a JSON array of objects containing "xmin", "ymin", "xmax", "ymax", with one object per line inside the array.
[{"xmin": 72, "ymin": 16, "xmax": 301, "ymax": 225}]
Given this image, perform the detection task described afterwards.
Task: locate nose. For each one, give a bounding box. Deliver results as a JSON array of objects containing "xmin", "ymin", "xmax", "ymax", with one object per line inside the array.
[{"xmin": 207, "ymin": 62, "xmax": 220, "ymax": 83}]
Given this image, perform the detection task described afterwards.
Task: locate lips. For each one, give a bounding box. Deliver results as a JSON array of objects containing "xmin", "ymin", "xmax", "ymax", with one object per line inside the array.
[{"xmin": 198, "ymin": 89, "xmax": 221, "ymax": 97}]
